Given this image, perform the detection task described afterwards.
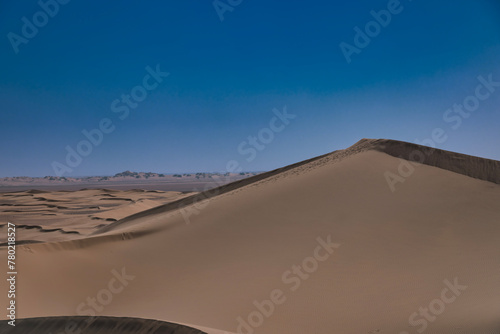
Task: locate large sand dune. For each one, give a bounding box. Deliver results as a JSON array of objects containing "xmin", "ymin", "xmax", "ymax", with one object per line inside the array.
[{"xmin": 1, "ymin": 139, "xmax": 499, "ymax": 333}]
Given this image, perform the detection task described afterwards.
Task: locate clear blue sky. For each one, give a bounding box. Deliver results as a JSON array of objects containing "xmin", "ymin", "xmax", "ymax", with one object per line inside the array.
[{"xmin": 1, "ymin": 0, "xmax": 499, "ymax": 177}]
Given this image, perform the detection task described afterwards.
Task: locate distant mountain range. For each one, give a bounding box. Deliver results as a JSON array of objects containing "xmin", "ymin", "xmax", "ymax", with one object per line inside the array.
[{"xmin": 0, "ymin": 171, "xmax": 259, "ymax": 187}]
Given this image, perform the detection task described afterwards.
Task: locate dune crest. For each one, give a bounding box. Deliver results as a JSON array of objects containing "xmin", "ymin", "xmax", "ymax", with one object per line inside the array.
[{"xmin": 356, "ymin": 138, "xmax": 500, "ymax": 183}]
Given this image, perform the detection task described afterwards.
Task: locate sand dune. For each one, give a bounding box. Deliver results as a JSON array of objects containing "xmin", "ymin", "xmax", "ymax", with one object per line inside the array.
[
  {"xmin": 1, "ymin": 139, "xmax": 499, "ymax": 333},
  {"xmin": 0, "ymin": 316, "xmax": 207, "ymax": 334},
  {"xmin": 0, "ymin": 189, "xmax": 194, "ymax": 244}
]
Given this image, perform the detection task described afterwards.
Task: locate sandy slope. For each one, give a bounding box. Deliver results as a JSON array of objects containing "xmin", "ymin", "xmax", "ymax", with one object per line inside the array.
[
  {"xmin": 0, "ymin": 316, "xmax": 207, "ymax": 334},
  {"xmin": 1, "ymin": 139, "xmax": 499, "ymax": 334}
]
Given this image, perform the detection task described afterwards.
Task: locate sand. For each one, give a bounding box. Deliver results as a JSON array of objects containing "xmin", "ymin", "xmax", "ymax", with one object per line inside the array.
[
  {"xmin": 1, "ymin": 139, "xmax": 499, "ymax": 333},
  {"xmin": 0, "ymin": 189, "xmax": 195, "ymax": 244},
  {"xmin": 0, "ymin": 316, "xmax": 206, "ymax": 334}
]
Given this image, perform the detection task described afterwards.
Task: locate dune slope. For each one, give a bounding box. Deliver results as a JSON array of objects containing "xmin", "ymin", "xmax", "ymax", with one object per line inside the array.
[{"xmin": 0, "ymin": 316, "xmax": 206, "ymax": 334}]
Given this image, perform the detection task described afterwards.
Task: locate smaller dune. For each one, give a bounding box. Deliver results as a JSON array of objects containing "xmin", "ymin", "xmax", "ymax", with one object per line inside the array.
[{"xmin": 0, "ymin": 316, "xmax": 207, "ymax": 334}]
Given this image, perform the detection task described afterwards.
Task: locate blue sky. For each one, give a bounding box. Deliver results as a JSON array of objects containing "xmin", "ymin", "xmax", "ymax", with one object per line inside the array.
[{"xmin": 1, "ymin": 0, "xmax": 499, "ymax": 177}]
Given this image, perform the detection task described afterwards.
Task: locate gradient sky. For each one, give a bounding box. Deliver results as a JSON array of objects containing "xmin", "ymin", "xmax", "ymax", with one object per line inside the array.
[{"xmin": 1, "ymin": 0, "xmax": 499, "ymax": 177}]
